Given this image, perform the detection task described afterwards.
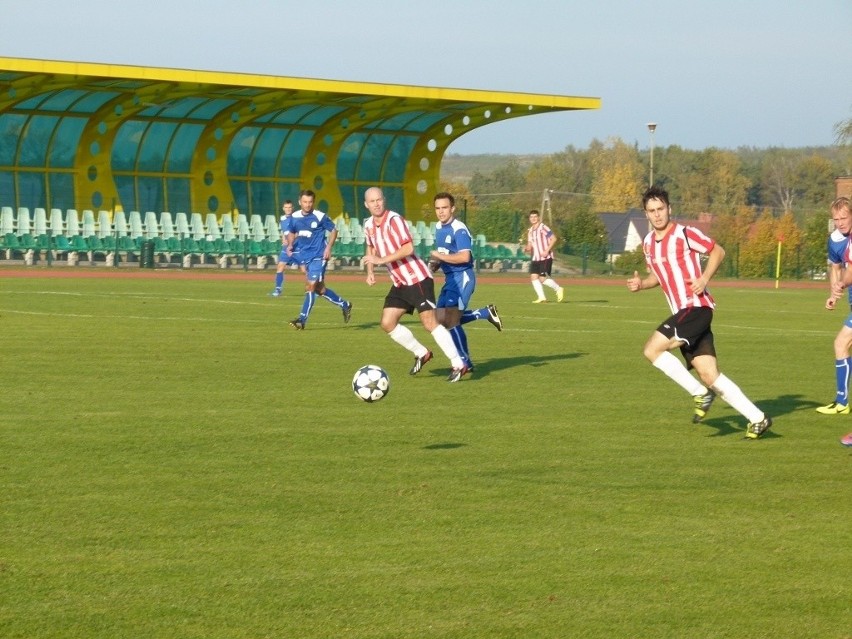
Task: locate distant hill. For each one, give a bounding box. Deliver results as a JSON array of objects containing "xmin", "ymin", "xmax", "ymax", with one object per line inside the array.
[{"xmin": 439, "ymin": 153, "xmax": 541, "ymax": 184}]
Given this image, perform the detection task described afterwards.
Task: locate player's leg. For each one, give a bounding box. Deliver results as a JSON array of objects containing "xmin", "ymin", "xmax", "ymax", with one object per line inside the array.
[
  {"xmin": 381, "ymin": 295, "xmax": 432, "ymax": 373},
  {"xmin": 316, "ymin": 265, "xmax": 353, "ymax": 323},
  {"xmin": 531, "ymin": 269, "xmax": 546, "ymax": 303},
  {"xmin": 447, "ymin": 272, "xmax": 474, "ymax": 369},
  {"xmin": 291, "ymin": 265, "xmax": 319, "ymax": 328},
  {"xmin": 460, "ymin": 304, "xmax": 503, "ymax": 331},
  {"xmin": 270, "ymin": 250, "xmax": 286, "ymax": 296},
  {"xmin": 817, "ymin": 321, "xmax": 852, "ymax": 413},
  {"xmin": 643, "ymin": 310, "xmax": 708, "ymax": 398},
  {"xmin": 419, "ymin": 307, "xmax": 465, "ymax": 377},
  {"xmin": 537, "ymin": 258, "xmax": 564, "ymax": 302}
]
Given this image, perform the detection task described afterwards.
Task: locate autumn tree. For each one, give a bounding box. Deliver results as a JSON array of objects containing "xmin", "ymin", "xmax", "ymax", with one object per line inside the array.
[
  {"xmin": 588, "ymin": 137, "xmax": 644, "ymax": 212},
  {"xmin": 774, "ymin": 210, "xmax": 804, "ymax": 277},
  {"xmin": 710, "ymin": 205, "xmax": 756, "ymax": 276},
  {"xmin": 738, "ymin": 210, "xmax": 778, "ymax": 277}
]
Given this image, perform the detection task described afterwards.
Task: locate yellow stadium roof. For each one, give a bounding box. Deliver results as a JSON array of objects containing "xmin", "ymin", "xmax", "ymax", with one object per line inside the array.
[{"xmin": 0, "ymin": 56, "xmax": 600, "ymax": 220}]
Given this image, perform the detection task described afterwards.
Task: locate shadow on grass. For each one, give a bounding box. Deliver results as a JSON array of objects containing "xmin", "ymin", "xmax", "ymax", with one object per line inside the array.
[
  {"xmin": 700, "ymin": 393, "xmax": 816, "ymax": 439},
  {"xmin": 429, "ymin": 351, "xmax": 587, "ymax": 380},
  {"xmin": 422, "ymin": 443, "xmax": 467, "ymax": 450}
]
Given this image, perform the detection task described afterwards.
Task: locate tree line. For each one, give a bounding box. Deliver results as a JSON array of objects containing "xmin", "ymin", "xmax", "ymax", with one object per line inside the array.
[{"xmin": 438, "ymin": 135, "xmax": 852, "ymax": 278}]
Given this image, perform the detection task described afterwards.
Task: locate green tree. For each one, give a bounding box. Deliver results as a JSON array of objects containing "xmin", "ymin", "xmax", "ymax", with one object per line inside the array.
[
  {"xmin": 466, "ymin": 201, "xmax": 520, "ymax": 243},
  {"xmin": 793, "ymin": 155, "xmax": 836, "ymax": 219},
  {"xmin": 560, "ymin": 208, "xmax": 607, "ymax": 261},
  {"xmin": 802, "ymin": 210, "xmax": 831, "ymax": 278},
  {"xmin": 615, "ymin": 244, "xmax": 647, "ymax": 273}
]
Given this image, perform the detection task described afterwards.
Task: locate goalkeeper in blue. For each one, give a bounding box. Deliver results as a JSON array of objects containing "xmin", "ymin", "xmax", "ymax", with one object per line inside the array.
[
  {"xmin": 429, "ymin": 191, "xmax": 502, "ymax": 373},
  {"xmin": 285, "ymin": 189, "xmax": 353, "ymax": 330}
]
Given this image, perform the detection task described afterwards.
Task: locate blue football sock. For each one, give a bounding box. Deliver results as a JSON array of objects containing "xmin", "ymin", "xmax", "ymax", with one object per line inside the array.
[
  {"xmin": 321, "ymin": 287, "xmax": 344, "ymax": 307},
  {"xmin": 835, "ymin": 357, "xmax": 851, "ymax": 404},
  {"xmin": 300, "ymin": 291, "xmax": 316, "ymax": 321},
  {"xmin": 450, "ymin": 325, "xmax": 471, "ymax": 367},
  {"xmin": 460, "ymin": 307, "xmax": 487, "ymax": 325},
  {"xmin": 274, "ymin": 272, "xmax": 284, "ymax": 289}
]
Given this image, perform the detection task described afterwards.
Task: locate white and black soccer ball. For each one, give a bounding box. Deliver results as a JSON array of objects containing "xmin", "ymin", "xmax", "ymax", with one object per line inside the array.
[{"xmin": 352, "ymin": 365, "xmax": 390, "ymax": 402}]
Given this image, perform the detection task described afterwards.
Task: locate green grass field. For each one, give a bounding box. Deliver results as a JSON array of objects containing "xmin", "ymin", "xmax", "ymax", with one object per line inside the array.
[{"xmin": 1, "ymin": 269, "xmax": 850, "ymax": 639}]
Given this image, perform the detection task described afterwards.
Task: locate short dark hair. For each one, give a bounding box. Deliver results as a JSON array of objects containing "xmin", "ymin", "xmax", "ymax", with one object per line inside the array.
[
  {"xmin": 299, "ymin": 189, "xmax": 315, "ymax": 199},
  {"xmin": 433, "ymin": 191, "xmax": 455, "ymax": 206},
  {"xmin": 642, "ymin": 185, "xmax": 670, "ymax": 209}
]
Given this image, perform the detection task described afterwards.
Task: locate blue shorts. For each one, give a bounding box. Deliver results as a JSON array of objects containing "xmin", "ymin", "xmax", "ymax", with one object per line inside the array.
[
  {"xmin": 303, "ymin": 257, "xmax": 328, "ymax": 283},
  {"xmin": 278, "ymin": 247, "xmax": 299, "ymax": 265},
  {"xmin": 437, "ymin": 269, "xmax": 476, "ymax": 310}
]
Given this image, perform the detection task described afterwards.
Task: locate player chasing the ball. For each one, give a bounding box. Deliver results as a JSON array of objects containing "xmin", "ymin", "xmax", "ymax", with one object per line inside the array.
[
  {"xmin": 361, "ymin": 186, "xmax": 469, "ymax": 382},
  {"xmin": 627, "ymin": 185, "xmax": 772, "ymax": 439},
  {"xmin": 285, "ymin": 189, "xmax": 353, "ymax": 330},
  {"xmin": 429, "ymin": 191, "xmax": 503, "ymax": 372}
]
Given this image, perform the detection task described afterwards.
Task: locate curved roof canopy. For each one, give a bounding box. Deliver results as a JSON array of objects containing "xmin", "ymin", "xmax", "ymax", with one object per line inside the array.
[{"xmin": 0, "ymin": 56, "xmax": 600, "ymax": 220}]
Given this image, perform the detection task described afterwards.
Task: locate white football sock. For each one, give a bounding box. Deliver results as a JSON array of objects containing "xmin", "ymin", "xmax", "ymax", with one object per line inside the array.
[
  {"xmin": 388, "ymin": 325, "xmax": 428, "ymax": 357},
  {"xmin": 430, "ymin": 324, "xmax": 464, "ymax": 369},
  {"xmin": 711, "ymin": 373, "xmax": 765, "ymax": 423},
  {"xmin": 652, "ymin": 351, "xmax": 706, "ymax": 396},
  {"xmin": 543, "ymin": 278, "xmax": 560, "ymax": 291}
]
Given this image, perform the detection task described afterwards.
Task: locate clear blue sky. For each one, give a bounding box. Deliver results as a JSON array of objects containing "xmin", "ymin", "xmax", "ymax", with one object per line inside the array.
[{"xmin": 3, "ymin": 0, "xmax": 850, "ymax": 155}]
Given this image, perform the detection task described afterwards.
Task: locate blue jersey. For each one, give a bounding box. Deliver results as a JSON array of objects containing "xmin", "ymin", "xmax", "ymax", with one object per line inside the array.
[
  {"xmin": 828, "ymin": 229, "xmax": 852, "ymax": 303},
  {"xmin": 287, "ymin": 209, "xmax": 336, "ymax": 263},
  {"xmin": 279, "ymin": 215, "xmax": 291, "ymax": 237},
  {"xmin": 433, "ymin": 218, "xmax": 474, "ymax": 275}
]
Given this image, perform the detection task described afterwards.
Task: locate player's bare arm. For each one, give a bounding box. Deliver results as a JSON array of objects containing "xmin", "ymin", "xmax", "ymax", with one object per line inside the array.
[
  {"xmin": 363, "ymin": 240, "xmax": 414, "ymax": 266},
  {"xmin": 627, "ymin": 269, "xmax": 660, "ymax": 292},
  {"xmin": 827, "ymin": 262, "xmax": 842, "ymax": 309},
  {"xmin": 430, "ymin": 248, "xmax": 471, "ymax": 264},
  {"xmin": 832, "ymin": 263, "xmax": 852, "ymax": 297},
  {"xmin": 690, "ymin": 243, "xmax": 725, "ymax": 295}
]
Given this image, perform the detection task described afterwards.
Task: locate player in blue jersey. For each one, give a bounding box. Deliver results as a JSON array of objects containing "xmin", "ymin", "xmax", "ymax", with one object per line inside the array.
[
  {"xmin": 819, "ymin": 196, "xmax": 852, "ymax": 418},
  {"xmin": 269, "ymin": 199, "xmax": 297, "ymax": 297},
  {"xmin": 286, "ymin": 189, "xmax": 353, "ymax": 330},
  {"xmin": 428, "ymin": 192, "xmax": 502, "ymax": 373},
  {"xmin": 826, "ymin": 202, "xmax": 852, "ymax": 313}
]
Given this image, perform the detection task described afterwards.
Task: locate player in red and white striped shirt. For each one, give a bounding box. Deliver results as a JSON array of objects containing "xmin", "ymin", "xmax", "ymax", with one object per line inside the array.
[
  {"xmin": 627, "ymin": 186, "xmax": 771, "ymax": 439},
  {"xmin": 525, "ymin": 210, "xmax": 565, "ymax": 303},
  {"xmin": 362, "ymin": 187, "xmax": 468, "ymax": 382}
]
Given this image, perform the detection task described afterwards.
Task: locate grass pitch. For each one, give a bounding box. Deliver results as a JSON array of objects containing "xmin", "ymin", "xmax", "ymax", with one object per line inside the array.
[{"xmin": 1, "ymin": 269, "xmax": 849, "ymax": 638}]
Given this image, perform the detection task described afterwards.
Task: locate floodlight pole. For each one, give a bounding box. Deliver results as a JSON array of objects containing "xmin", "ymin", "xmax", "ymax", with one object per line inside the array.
[
  {"xmin": 541, "ymin": 188, "xmax": 553, "ymax": 226},
  {"xmin": 647, "ymin": 122, "xmax": 657, "ymax": 187}
]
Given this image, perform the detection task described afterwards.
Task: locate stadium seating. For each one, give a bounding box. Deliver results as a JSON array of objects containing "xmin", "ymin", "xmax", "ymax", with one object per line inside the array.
[
  {"xmin": 160, "ymin": 212, "xmax": 175, "ymax": 239},
  {"xmin": 0, "ymin": 207, "xmax": 14, "ymax": 234},
  {"xmin": 0, "ymin": 206, "xmax": 484, "ymax": 271},
  {"xmin": 33, "ymin": 208, "xmax": 48, "ymax": 236}
]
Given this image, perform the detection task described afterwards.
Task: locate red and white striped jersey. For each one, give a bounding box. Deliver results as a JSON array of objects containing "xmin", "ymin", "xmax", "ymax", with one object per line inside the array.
[
  {"xmin": 364, "ymin": 210, "xmax": 432, "ymax": 287},
  {"xmin": 527, "ymin": 223, "xmax": 554, "ymax": 260},
  {"xmin": 643, "ymin": 223, "xmax": 716, "ymax": 313}
]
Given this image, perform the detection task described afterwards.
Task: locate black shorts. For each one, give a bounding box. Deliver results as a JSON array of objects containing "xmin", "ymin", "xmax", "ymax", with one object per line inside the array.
[
  {"xmin": 384, "ymin": 279, "xmax": 437, "ymax": 315},
  {"xmin": 656, "ymin": 306, "xmax": 716, "ymax": 369},
  {"xmin": 530, "ymin": 258, "xmax": 553, "ymax": 277}
]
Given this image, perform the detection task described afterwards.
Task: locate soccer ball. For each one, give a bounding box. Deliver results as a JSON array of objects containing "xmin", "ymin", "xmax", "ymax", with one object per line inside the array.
[{"xmin": 352, "ymin": 365, "xmax": 390, "ymax": 402}]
